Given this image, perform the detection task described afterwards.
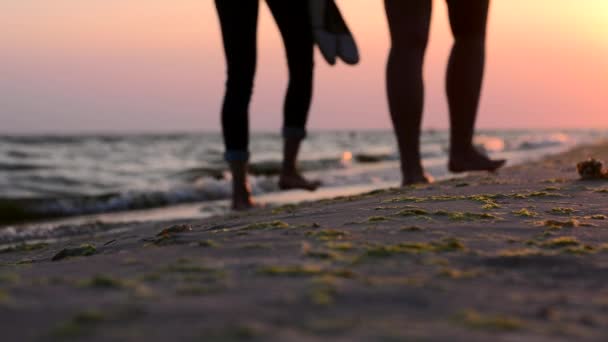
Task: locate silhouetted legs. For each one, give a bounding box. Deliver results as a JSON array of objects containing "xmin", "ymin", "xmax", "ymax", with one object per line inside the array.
[
  {"xmin": 215, "ymin": 0, "xmax": 318, "ymax": 210},
  {"xmin": 384, "ymin": 0, "xmax": 504, "ymax": 185},
  {"xmin": 385, "ymin": 0, "xmax": 433, "ymax": 185},
  {"xmin": 267, "ymin": 0, "xmax": 321, "ymax": 192},
  {"xmin": 445, "ymin": 0, "xmax": 504, "ymax": 172}
]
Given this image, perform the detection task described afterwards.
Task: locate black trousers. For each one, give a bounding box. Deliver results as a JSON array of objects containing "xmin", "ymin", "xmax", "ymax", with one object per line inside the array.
[{"xmin": 215, "ymin": 0, "xmax": 314, "ymax": 161}]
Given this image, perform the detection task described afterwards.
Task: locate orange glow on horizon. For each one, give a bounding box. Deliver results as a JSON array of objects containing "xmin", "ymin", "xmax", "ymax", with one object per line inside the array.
[{"xmin": 1, "ymin": 0, "xmax": 607, "ymax": 133}]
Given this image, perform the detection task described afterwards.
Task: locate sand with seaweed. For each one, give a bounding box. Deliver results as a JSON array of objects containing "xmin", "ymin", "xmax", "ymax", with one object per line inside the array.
[{"xmin": 2, "ymin": 142, "xmax": 608, "ymax": 341}]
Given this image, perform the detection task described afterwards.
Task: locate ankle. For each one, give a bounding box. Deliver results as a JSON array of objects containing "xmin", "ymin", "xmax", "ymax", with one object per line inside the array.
[
  {"xmin": 280, "ymin": 167, "xmax": 299, "ymax": 177},
  {"xmin": 450, "ymin": 145, "xmax": 476, "ymax": 159}
]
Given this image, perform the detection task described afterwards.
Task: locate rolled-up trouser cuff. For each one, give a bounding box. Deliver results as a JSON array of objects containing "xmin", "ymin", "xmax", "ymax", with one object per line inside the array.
[
  {"xmin": 282, "ymin": 126, "xmax": 307, "ymax": 140},
  {"xmin": 224, "ymin": 150, "xmax": 250, "ymax": 162}
]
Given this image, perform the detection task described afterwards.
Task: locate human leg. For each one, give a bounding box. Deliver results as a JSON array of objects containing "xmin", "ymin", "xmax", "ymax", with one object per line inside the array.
[
  {"xmin": 384, "ymin": 0, "xmax": 433, "ymax": 185},
  {"xmin": 215, "ymin": 0, "xmax": 259, "ymax": 209},
  {"xmin": 445, "ymin": 0, "xmax": 505, "ymax": 172},
  {"xmin": 266, "ymin": 0, "xmax": 320, "ymax": 191}
]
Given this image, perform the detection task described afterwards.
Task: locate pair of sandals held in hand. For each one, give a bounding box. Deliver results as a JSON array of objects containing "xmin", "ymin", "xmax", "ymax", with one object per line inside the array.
[{"xmin": 309, "ymin": 0, "xmax": 359, "ymax": 66}]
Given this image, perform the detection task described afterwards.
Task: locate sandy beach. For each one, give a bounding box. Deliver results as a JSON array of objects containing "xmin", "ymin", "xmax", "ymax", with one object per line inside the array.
[{"xmin": 2, "ymin": 141, "xmax": 608, "ymax": 341}]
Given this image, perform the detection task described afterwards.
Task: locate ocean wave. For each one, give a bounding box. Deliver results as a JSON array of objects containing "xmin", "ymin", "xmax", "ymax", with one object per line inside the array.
[
  {"xmin": 515, "ymin": 133, "xmax": 572, "ymax": 150},
  {"xmin": 0, "ymin": 180, "xmax": 233, "ymax": 225},
  {"xmin": 0, "ymin": 162, "xmax": 48, "ymax": 171},
  {"xmin": 0, "ymin": 130, "xmax": 602, "ymax": 228},
  {"xmin": 0, "ymin": 221, "xmax": 130, "ymax": 245}
]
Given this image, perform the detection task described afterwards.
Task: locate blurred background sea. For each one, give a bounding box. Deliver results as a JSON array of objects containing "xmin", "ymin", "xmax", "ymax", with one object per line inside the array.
[{"xmin": 1, "ymin": 129, "xmax": 605, "ymax": 241}]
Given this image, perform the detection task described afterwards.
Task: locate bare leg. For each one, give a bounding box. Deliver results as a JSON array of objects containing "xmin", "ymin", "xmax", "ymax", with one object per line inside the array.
[
  {"xmin": 446, "ymin": 0, "xmax": 505, "ymax": 172},
  {"xmin": 215, "ymin": 0, "xmax": 258, "ymax": 210},
  {"xmin": 384, "ymin": 0, "xmax": 433, "ymax": 186},
  {"xmin": 279, "ymin": 137, "xmax": 321, "ymax": 191},
  {"xmin": 229, "ymin": 160, "xmax": 254, "ymax": 210},
  {"xmin": 267, "ymin": 0, "xmax": 321, "ymax": 191}
]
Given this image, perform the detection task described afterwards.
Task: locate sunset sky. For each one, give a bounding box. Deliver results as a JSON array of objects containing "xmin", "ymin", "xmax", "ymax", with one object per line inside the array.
[{"xmin": 1, "ymin": 0, "xmax": 607, "ymax": 134}]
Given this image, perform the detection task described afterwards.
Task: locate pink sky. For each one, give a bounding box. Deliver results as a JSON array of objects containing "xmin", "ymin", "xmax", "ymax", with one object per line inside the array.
[{"xmin": 1, "ymin": 0, "xmax": 607, "ymax": 133}]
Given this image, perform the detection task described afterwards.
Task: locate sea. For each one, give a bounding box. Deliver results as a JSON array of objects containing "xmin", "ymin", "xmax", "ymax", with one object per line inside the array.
[{"xmin": 1, "ymin": 129, "xmax": 606, "ymax": 243}]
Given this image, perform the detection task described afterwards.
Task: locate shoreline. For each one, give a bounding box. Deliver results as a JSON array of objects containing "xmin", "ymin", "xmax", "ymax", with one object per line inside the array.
[
  {"xmin": 0, "ymin": 139, "xmax": 581, "ymax": 237},
  {"xmin": 2, "ymin": 129, "xmax": 600, "ymax": 229},
  {"xmin": 2, "ymin": 141, "xmax": 608, "ymax": 340}
]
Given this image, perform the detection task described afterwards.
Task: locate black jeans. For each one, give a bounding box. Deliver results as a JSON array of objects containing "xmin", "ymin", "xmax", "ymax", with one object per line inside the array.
[{"xmin": 215, "ymin": 0, "xmax": 314, "ymax": 161}]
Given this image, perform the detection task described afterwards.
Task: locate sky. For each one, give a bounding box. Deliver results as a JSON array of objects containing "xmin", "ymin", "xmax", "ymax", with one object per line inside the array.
[{"xmin": 0, "ymin": 0, "xmax": 607, "ymax": 134}]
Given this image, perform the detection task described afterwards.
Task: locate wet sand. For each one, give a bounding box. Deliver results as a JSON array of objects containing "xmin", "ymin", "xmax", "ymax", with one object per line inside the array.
[{"xmin": 2, "ymin": 142, "xmax": 608, "ymax": 341}]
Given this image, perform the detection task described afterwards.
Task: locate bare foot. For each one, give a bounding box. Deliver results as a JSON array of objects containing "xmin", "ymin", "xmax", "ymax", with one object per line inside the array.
[
  {"xmin": 449, "ymin": 150, "xmax": 506, "ymax": 173},
  {"xmin": 278, "ymin": 173, "xmax": 321, "ymax": 191},
  {"xmin": 402, "ymin": 171, "xmax": 434, "ymax": 186},
  {"xmin": 232, "ymin": 183, "xmax": 254, "ymax": 211}
]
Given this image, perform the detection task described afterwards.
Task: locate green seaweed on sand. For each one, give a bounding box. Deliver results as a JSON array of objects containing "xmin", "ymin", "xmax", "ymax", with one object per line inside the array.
[
  {"xmin": 387, "ymin": 194, "xmax": 503, "ymax": 210},
  {"xmin": 258, "ymin": 264, "xmax": 324, "ymax": 277},
  {"xmin": 197, "ymin": 240, "xmax": 220, "ymax": 248},
  {"xmin": 396, "ymin": 208, "xmax": 430, "ymax": 217},
  {"xmin": 157, "ymin": 224, "xmax": 192, "ymax": 236},
  {"xmin": 52, "ymin": 244, "xmax": 97, "ymax": 261},
  {"xmin": 455, "ymin": 309, "xmax": 523, "ymax": 331},
  {"xmin": 508, "ymin": 191, "xmax": 568, "ymax": 200},
  {"xmin": 79, "ymin": 275, "xmax": 154, "ymax": 298},
  {"xmin": 538, "ymin": 219, "xmax": 580, "ymax": 229},
  {"xmin": 243, "ymin": 220, "xmax": 290, "ymax": 230},
  {"xmin": 144, "ymin": 224, "xmax": 193, "ymax": 246},
  {"xmin": 550, "ymin": 207, "xmax": 577, "ymax": 215},
  {"xmin": 52, "ymin": 310, "xmax": 105, "ymax": 338},
  {"xmin": 325, "ymin": 242, "xmax": 354, "ymax": 251},
  {"xmin": 258, "ymin": 265, "xmax": 355, "ymax": 278},
  {"xmin": 374, "ymin": 205, "xmax": 400, "ymax": 211},
  {"xmin": 304, "ymin": 250, "xmax": 341, "ymax": 260},
  {"xmin": 435, "ymin": 211, "xmax": 498, "ymax": 221},
  {"xmin": 497, "ymin": 248, "xmax": 544, "ymax": 257},
  {"xmin": 562, "ymin": 245, "xmax": 596, "ymax": 255},
  {"xmin": 364, "ymin": 238, "xmax": 466, "ymax": 258},
  {"xmin": 296, "ymin": 222, "xmax": 321, "ymax": 229},
  {"xmin": 387, "ymin": 194, "xmax": 496, "ymax": 204},
  {"xmin": 541, "ymin": 236, "xmax": 581, "ymax": 248},
  {"xmin": 271, "ymin": 204, "xmax": 298, "ymax": 215},
  {"xmin": 482, "ymin": 203, "xmax": 501, "ymax": 210},
  {"xmin": 301, "ymin": 243, "xmax": 341, "ymax": 260},
  {"xmin": 367, "ymin": 216, "xmax": 389, "ymax": 223},
  {"xmin": 512, "ymin": 208, "xmax": 538, "ymax": 217},
  {"xmin": 527, "ymin": 191, "xmax": 567, "ymax": 198},
  {"xmin": 306, "ymin": 229, "xmax": 349, "ymax": 241},
  {"xmin": 51, "ymin": 304, "xmax": 145, "ymax": 338},
  {"xmin": 424, "ymin": 257, "xmax": 450, "ymax": 267},
  {"xmin": 309, "ymin": 276, "xmax": 338, "ymax": 306}
]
